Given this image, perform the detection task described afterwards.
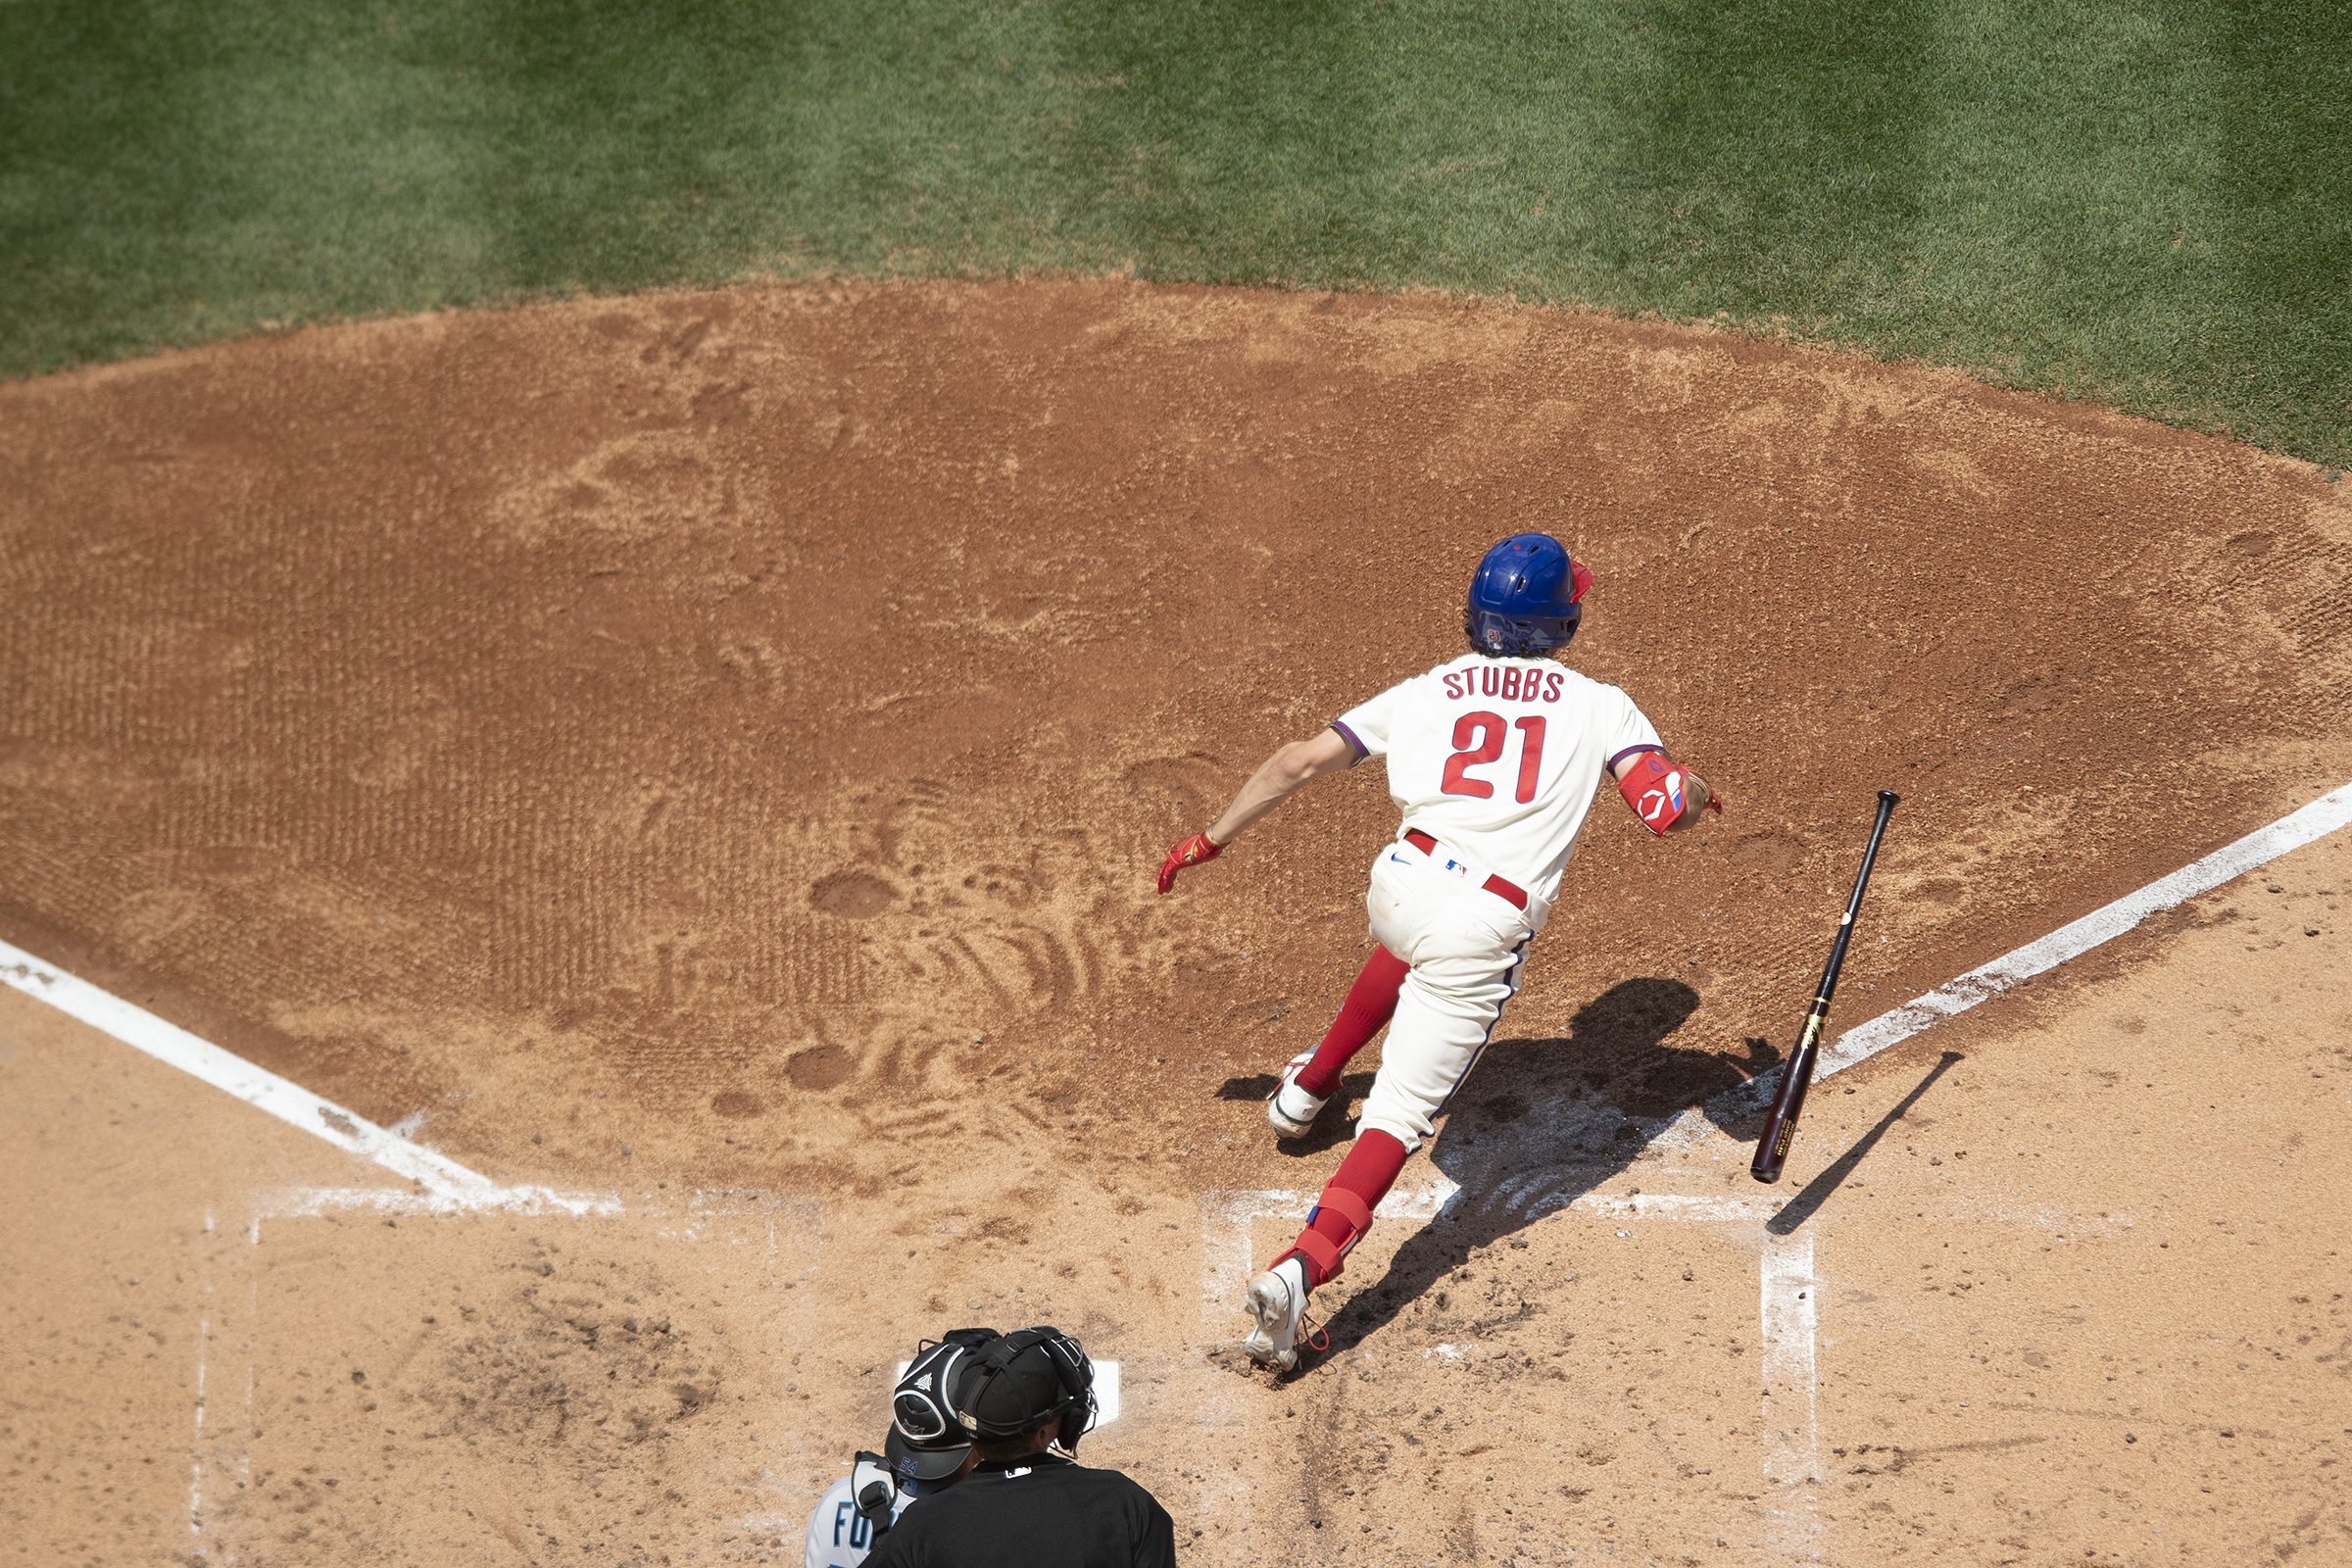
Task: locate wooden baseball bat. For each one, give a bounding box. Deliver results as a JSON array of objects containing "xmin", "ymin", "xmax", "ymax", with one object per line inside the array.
[{"xmin": 1750, "ymin": 790, "xmax": 1900, "ymax": 1184}]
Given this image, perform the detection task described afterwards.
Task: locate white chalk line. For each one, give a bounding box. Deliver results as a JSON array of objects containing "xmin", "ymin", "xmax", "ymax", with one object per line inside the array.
[
  {"xmin": 1201, "ymin": 1184, "xmax": 1809, "ymax": 1507},
  {"xmin": 1638, "ymin": 777, "xmax": 2352, "ymax": 1164},
  {"xmin": 1200, "ymin": 1182, "xmax": 1785, "ymax": 1317},
  {"xmin": 1820, "ymin": 778, "xmax": 2352, "ymax": 1078},
  {"xmin": 186, "ymin": 1313, "xmax": 208, "ymax": 1538},
  {"xmin": 0, "ymin": 936, "xmax": 612, "ymax": 1212},
  {"xmin": 0, "ymin": 938, "xmax": 761, "ymax": 1553},
  {"xmin": 1760, "ymin": 1231, "xmax": 1822, "ymax": 1551},
  {"xmin": 13, "ymin": 777, "xmax": 2342, "ymax": 1208}
]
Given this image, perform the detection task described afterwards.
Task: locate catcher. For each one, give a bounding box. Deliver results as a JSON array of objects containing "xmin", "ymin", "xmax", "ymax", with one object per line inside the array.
[
  {"xmin": 1155, "ymin": 533, "xmax": 1719, "ymax": 1369},
  {"xmin": 804, "ymin": 1331, "xmax": 992, "ymax": 1566}
]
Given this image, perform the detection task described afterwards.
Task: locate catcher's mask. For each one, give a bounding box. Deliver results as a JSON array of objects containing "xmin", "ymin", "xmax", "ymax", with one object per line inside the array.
[
  {"xmin": 950, "ymin": 1326, "xmax": 1098, "ymax": 1452},
  {"xmin": 886, "ymin": 1328, "xmax": 996, "ymax": 1480},
  {"xmin": 1465, "ymin": 532, "xmax": 1590, "ymax": 656}
]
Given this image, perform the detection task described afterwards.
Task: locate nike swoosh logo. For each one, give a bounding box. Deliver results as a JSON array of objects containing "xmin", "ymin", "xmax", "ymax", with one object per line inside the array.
[{"xmin": 1388, "ymin": 853, "xmax": 1411, "ymax": 864}]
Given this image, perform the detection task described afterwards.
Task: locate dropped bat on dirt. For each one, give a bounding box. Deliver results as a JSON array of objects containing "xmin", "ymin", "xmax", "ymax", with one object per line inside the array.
[{"xmin": 1751, "ymin": 789, "xmax": 1900, "ymax": 1184}]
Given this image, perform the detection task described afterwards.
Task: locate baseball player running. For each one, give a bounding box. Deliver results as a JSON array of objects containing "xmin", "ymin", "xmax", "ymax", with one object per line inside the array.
[{"xmin": 1155, "ymin": 534, "xmax": 1720, "ymax": 1370}]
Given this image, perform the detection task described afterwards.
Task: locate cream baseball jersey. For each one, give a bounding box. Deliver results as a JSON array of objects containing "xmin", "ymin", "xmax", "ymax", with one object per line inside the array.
[{"xmin": 1331, "ymin": 653, "xmax": 1662, "ymax": 906}]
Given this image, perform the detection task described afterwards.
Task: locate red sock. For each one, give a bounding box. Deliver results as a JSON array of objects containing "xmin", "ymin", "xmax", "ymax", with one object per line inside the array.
[
  {"xmin": 1288, "ymin": 1129, "xmax": 1410, "ymax": 1289},
  {"xmin": 1295, "ymin": 946, "xmax": 1409, "ymax": 1098}
]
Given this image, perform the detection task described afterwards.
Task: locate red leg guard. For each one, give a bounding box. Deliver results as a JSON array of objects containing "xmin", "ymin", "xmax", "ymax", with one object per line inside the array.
[
  {"xmin": 1275, "ymin": 1129, "xmax": 1410, "ymax": 1289},
  {"xmin": 1295, "ymin": 947, "xmax": 1410, "ymax": 1098}
]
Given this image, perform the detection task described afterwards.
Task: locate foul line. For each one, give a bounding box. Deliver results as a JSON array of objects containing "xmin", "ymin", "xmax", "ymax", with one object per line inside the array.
[
  {"xmin": 0, "ymin": 938, "xmax": 604, "ymax": 1211},
  {"xmin": 1817, "ymin": 779, "xmax": 2352, "ymax": 1080}
]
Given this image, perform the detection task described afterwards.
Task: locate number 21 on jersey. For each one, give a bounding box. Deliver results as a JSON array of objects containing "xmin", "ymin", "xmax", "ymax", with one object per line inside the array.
[{"xmin": 1440, "ymin": 711, "xmax": 1546, "ymax": 803}]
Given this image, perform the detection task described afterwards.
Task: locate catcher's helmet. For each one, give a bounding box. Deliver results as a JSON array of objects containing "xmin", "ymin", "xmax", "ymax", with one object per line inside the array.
[
  {"xmin": 949, "ymin": 1325, "xmax": 1098, "ymax": 1452},
  {"xmin": 886, "ymin": 1328, "xmax": 995, "ymax": 1481},
  {"xmin": 1465, "ymin": 533, "xmax": 1591, "ymax": 656}
]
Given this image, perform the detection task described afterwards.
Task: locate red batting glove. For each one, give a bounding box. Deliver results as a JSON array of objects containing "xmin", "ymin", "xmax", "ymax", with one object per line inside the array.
[{"xmin": 1156, "ymin": 832, "xmax": 1224, "ymax": 895}]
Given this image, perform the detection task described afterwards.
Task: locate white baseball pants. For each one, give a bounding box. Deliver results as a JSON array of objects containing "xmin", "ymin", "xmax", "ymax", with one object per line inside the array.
[{"xmin": 1355, "ymin": 837, "xmax": 1536, "ymax": 1152}]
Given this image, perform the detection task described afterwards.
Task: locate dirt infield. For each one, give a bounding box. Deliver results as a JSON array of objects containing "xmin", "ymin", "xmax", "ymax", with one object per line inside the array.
[{"xmin": 4, "ymin": 280, "xmax": 2350, "ymax": 1565}]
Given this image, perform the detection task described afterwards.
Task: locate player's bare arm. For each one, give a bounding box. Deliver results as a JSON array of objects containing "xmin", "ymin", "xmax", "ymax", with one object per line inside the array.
[{"xmin": 1155, "ymin": 727, "xmax": 1355, "ymax": 895}]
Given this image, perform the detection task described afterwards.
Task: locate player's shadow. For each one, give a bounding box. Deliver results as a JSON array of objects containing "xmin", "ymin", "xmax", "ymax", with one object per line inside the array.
[{"xmin": 1308, "ymin": 977, "xmax": 1778, "ymax": 1361}]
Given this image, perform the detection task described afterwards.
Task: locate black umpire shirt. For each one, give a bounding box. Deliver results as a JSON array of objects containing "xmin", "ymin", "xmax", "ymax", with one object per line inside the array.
[{"xmin": 861, "ymin": 1453, "xmax": 1175, "ymax": 1568}]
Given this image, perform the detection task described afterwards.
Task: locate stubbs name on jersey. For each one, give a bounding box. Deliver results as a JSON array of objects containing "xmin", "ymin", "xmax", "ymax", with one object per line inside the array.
[{"xmin": 1440, "ymin": 664, "xmax": 1566, "ymax": 704}]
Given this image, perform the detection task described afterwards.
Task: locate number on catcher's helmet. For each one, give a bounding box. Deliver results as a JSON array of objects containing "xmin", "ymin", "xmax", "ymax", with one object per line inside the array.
[{"xmin": 1465, "ymin": 533, "xmax": 1591, "ymax": 657}]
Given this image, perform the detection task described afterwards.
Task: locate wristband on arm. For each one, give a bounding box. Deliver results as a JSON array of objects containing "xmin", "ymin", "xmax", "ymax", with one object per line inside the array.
[{"xmin": 1614, "ymin": 749, "xmax": 1717, "ymax": 835}]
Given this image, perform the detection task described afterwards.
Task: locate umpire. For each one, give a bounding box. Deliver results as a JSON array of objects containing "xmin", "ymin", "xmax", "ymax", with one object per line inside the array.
[{"xmin": 861, "ymin": 1326, "xmax": 1174, "ymax": 1568}]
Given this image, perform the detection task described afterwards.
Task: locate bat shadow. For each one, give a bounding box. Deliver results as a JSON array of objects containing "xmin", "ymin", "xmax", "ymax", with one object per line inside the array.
[
  {"xmin": 1303, "ymin": 975, "xmax": 1777, "ymax": 1365},
  {"xmin": 1764, "ymin": 1051, "xmax": 1964, "ymax": 1235}
]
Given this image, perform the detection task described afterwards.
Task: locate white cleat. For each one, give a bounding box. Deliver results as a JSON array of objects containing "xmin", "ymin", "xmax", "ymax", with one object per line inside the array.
[
  {"xmin": 1244, "ymin": 1257, "xmax": 1309, "ymax": 1371},
  {"xmin": 1267, "ymin": 1050, "xmax": 1327, "ymax": 1139}
]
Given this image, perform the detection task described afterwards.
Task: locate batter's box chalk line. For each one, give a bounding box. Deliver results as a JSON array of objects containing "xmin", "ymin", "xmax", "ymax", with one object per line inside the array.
[
  {"xmin": 260, "ymin": 1183, "xmax": 825, "ymax": 1249},
  {"xmin": 1197, "ymin": 1186, "xmax": 1784, "ymax": 1320},
  {"xmin": 1198, "ymin": 1184, "xmax": 1817, "ymax": 1492}
]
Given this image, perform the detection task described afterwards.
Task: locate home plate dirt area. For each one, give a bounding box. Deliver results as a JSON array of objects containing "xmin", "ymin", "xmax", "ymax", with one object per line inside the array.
[{"xmin": 3, "ymin": 278, "xmax": 2350, "ymax": 1566}]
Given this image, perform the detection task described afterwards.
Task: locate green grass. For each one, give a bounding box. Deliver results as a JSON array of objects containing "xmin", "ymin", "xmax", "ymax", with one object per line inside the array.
[{"xmin": 4, "ymin": 1, "xmax": 2345, "ymax": 464}]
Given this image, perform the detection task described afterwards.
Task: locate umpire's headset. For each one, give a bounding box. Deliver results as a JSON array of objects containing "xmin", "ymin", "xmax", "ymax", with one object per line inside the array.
[{"xmin": 950, "ymin": 1326, "xmax": 1098, "ymax": 1453}]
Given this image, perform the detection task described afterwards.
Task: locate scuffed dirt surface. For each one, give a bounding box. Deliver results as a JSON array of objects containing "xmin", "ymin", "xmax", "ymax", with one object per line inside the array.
[
  {"xmin": 215, "ymin": 1210, "xmax": 793, "ymax": 1566},
  {"xmin": 3, "ymin": 280, "xmax": 2351, "ymax": 1564},
  {"xmin": 4, "ymin": 280, "xmax": 2351, "ymax": 1195}
]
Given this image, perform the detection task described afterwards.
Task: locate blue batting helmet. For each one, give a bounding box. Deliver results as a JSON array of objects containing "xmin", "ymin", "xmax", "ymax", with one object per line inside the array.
[{"xmin": 1464, "ymin": 534, "xmax": 1592, "ymax": 656}]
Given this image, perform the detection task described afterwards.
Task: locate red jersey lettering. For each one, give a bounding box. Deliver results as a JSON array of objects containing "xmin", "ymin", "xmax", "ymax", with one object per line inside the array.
[
  {"xmin": 1440, "ymin": 711, "xmax": 1507, "ymax": 798},
  {"xmin": 1512, "ymin": 715, "xmax": 1547, "ymax": 803}
]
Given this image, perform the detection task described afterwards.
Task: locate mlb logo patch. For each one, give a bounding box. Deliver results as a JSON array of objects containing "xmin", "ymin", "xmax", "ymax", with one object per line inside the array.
[{"xmin": 1442, "ymin": 858, "xmax": 1471, "ymax": 878}]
